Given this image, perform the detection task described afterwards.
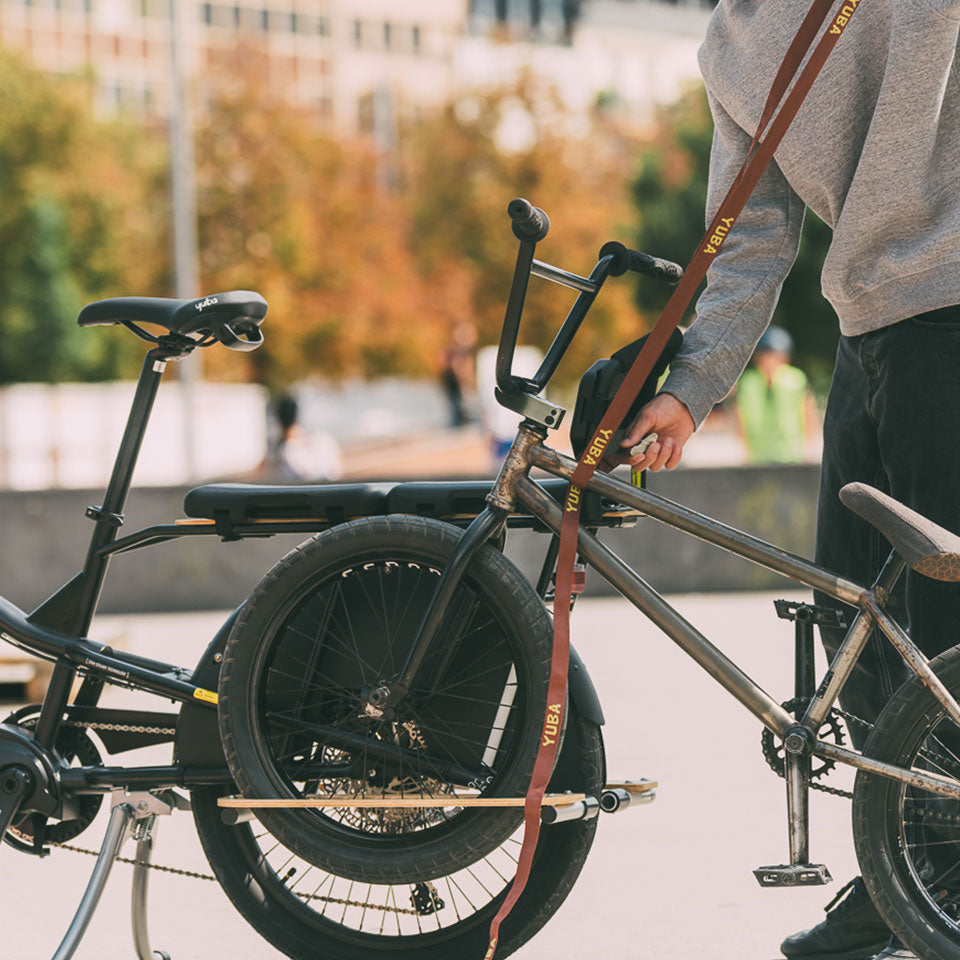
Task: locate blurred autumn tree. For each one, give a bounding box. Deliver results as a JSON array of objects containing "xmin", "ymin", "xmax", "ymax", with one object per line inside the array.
[
  {"xmin": 0, "ymin": 47, "xmax": 167, "ymax": 384},
  {"xmin": 195, "ymin": 50, "xmax": 447, "ymax": 388},
  {"xmin": 196, "ymin": 62, "xmax": 647, "ymax": 392},
  {"xmin": 0, "ymin": 41, "xmax": 683, "ymax": 396},
  {"xmin": 632, "ymin": 85, "xmax": 838, "ymax": 396},
  {"xmin": 401, "ymin": 76, "xmax": 648, "ymax": 393}
]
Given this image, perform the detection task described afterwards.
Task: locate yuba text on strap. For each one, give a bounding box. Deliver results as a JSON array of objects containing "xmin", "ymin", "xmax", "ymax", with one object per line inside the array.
[{"xmin": 485, "ymin": 1, "xmax": 866, "ymax": 956}]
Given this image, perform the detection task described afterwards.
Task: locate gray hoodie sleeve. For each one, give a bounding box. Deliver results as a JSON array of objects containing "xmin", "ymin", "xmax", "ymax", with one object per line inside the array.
[{"xmin": 661, "ymin": 90, "xmax": 807, "ymax": 428}]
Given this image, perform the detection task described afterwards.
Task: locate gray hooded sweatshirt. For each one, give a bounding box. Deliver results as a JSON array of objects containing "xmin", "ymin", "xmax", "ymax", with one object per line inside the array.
[{"xmin": 662, "ymin": 0, "xmax": 960, "ymax": 428}]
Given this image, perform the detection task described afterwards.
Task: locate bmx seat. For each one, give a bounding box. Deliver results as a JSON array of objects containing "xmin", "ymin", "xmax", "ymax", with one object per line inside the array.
[
  {"xmin": 839, "ymin": 483, "xmax": 960, "ymax": 582},
  {"xmin": 78, "ymin": 291, "xmax": 267, "ymax": 337},
  {"xmin": 184, "ymin": 482, "xmax": 396, "ymax": 525}
]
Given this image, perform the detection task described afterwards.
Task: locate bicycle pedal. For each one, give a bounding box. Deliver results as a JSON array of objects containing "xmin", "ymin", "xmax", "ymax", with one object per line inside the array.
[{"xmin": 753, "ymin": 864, "xmax": 832, "ymax": 887}]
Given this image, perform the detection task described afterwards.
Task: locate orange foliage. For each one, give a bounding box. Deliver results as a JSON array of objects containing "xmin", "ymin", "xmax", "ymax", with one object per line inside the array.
[
  {"xmin": 195, "ymin": 61, "xmax": 647, "ymax": 390},
  {"xmin": 195, "ymin": 53, "xmax": 446, "ymax": 387}
]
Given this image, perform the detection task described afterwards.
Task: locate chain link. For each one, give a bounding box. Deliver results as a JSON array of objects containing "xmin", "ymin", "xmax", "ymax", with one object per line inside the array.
[
  {"xmin": 39, "ymin": 717, "xmax": 416, "ymax": 915},
  {"xmin": 46, "ymin": 839, "xmax": 420, "ymax": 914},
  {"xmin": 64, "ymin": 719, "xmax": 177, "ymax": 737}
]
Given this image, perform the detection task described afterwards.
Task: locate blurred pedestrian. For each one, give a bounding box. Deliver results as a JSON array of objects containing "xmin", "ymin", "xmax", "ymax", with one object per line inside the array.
[
  {"xmin": 439, "ymin": 322, "xmax": 477, "ymax": 429},
  {"xmin": 263, "ymin": 391, "xmax": 342, "ymax": 482},
  {"xmin": 735, "ymin": 326, "xmax": 818, "ymax": 463}
]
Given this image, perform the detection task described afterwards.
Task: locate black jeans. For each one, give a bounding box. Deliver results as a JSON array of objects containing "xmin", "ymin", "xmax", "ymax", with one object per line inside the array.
[{"xmin": 814, "ymin": 305, "xmax": 960, "ymax": 749}]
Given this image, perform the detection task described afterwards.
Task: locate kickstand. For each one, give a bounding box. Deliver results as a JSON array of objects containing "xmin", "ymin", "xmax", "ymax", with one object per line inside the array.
[
  {"xmin": 131, "ymin": 814, "xmax": 170, "ymax": 960},
  {"xmin": 51, "ymin": 790, "xmax": 174, "ymax": 960}
]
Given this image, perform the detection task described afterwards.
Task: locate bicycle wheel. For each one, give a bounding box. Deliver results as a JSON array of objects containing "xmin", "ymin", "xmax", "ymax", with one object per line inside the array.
[
  {"xmin": 218, "ymin": 515, "xmax": 553, "ymax": 884},
  {"xmin": 192, "ymin": 709, "xmax": 603, "ymax": 960},
  {"xmin": 853, "ymin": 644, "xmax": 960, "ymax": 960}
]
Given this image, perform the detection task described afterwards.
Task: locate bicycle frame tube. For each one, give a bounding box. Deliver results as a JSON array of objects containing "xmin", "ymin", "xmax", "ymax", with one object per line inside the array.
[
  {"xmin": 533, "ymin": 446, "xmax": 960, "ymax": 728},
  {"xmin": 30, "ymin": 352, "xmax": 170, "ymax": 746},
  {"xmin": 515, "ymin": 474, "xmax": 960, "ymax": 801},
  {"xmin": 516, "ymin": 444, "xmax": 960, "ymax": 799},
  {"xmin": 531, "ymin": 444, "xmax": 865, "ymax": 605},
  {"xmin": 515, "ymin": 476, "xmax": 794, "ymax": 737},
  {"xmin": 801, "ymin": 552, "xmax": 904, "ymax": 733}
]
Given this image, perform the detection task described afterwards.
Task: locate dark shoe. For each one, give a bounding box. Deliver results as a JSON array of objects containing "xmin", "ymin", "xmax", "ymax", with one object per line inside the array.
[
  {"xmin": 780, "ymin": 877, "xmax": 891, "ymax": 960},
  {"xmin": 872, "ymin": 938, "xmax": 916, "ymax": 959}
]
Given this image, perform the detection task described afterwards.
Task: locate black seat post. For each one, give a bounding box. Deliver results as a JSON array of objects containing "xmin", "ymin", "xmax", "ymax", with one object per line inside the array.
[
  {"xmin": 33, "ymin": 344, "xmax": 183, "ymax": 748},
  {"xmin": 74, "ymin": 345, "xmax": 187, "ymax": 634}
]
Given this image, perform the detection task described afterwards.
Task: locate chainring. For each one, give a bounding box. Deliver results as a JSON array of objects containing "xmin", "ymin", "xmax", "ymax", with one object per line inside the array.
[
  {"xmin": 761, "ymin": 697, "xmax": 845, "ymax": 782},
  {"xmin": 2, "ymin": 704, "xmax": 104, "ymax": 847}
]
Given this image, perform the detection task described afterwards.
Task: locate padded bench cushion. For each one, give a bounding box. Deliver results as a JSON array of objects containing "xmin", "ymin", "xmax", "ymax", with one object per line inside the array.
[
  {"xmin": 386, "ymin": 479, "xmax": 569, "ymax": 517},
  {"xmin": 183, "ymin": 478, "xmax": 635, "ymax": 528},
  {"xmin": 183, "ymin": 478, "xmax": 576, "ymax": 525},
  {"xmin": 183, "ymin": 482, "xmax": 396, "ymax": 523}
]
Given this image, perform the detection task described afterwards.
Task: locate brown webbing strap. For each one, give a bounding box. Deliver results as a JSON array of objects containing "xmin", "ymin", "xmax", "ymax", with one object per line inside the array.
[{"xmin": 485, "ymin": 2, "xmax": 865, "ymax": 957}]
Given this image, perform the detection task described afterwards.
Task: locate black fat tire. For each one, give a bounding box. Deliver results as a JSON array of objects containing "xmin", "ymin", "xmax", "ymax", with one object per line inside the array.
[
  {"xmin": 853, "ymin": 644, "xmax": 960, "ymax": 960},
  {"xmin": 192, "ymin": 712, "xmax": 603, "ymax": 960},
  {"xmin": 218, "ymin": 515, "xmax": 553, "ymax": 884}
]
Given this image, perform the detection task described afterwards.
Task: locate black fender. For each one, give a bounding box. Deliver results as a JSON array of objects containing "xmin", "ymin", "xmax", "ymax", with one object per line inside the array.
[
  {"xmin": 173, "ymin": 612, "xmax": 606, "ymax": 767},
  {"xmin": 569, "ymin": 643, "xmax": 604, "ymax": 728},
  {"xmin": 173, "ymin": 607, "xmax": 239, "ymax": 767}
]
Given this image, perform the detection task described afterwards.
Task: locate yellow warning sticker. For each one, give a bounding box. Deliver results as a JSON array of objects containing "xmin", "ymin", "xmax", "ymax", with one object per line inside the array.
[{"xmin": 193, "ymin": 688, "xmax": 219, "ymax": 705}]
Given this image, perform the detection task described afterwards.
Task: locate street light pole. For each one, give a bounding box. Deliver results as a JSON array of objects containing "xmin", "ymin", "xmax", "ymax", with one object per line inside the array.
[{"xmin": 169, "ymin": 0, "xmax": 200, "ymax": 481}]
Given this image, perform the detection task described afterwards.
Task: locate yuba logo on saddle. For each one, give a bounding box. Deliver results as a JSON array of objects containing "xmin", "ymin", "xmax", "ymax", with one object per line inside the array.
[{"xmin": 194, "ymin": 296, "xmax": 219, "ymax": 312}]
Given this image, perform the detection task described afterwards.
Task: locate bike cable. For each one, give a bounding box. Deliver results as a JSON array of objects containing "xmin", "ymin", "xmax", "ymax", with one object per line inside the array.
[{"xmin": 486, "ymin": 2, "xmax": 867, "ymax": 956}]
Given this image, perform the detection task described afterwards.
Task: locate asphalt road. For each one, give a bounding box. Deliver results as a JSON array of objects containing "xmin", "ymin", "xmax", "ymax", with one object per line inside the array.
[{"xmin": 0, "ymin": 594, "xmax": 864, "ymax": 960}]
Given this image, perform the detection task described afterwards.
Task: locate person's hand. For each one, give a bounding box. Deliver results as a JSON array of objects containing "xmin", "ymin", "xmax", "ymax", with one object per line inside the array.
[{"xmin": 606, "ymin": 393, "xmax": 696, "ymax": 472}]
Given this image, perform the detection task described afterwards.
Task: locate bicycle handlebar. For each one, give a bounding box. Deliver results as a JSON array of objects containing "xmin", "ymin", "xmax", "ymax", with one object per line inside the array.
[
  {"xmin": 598, "ymin": 241, "xmax": 683, "ymax": 286},
  {"xmin": 508, "ymin": 198, "xmax": 550, "ymax": 242}
]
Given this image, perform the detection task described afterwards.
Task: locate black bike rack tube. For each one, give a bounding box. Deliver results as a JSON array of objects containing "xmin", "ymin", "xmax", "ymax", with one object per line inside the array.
[{"xmin": 61, "ymin": 764, "xmax": 232, "ymax": 792}]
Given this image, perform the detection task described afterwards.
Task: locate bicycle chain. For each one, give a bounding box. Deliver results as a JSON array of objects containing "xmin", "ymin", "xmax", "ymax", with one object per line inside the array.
[
  {"xmin": 64, "ymin": 719, "xmax": 177, "ymax": 737},
  {"xmin": 762, "ymin": 699, "xmax": 874, "ymax": 801},
  {"xmin": 32, "ymin": 719, "xmax": 419, "ymax": 915},
  {"xmin": 41, "ymin": 840, "xmax": 420, "ymax": 913}
]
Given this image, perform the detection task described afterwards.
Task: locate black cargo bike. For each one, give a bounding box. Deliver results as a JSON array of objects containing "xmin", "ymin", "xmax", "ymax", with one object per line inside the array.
[{"xmin": 3, "ymin": 200, "xmax": 960, "ymax": 960}]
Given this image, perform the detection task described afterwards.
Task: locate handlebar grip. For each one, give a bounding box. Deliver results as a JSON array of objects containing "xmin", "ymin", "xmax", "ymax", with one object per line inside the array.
[
  {"xmin": 508, "ymin": 198, "xmax": 550, "ymax": 242},
  {"xmin": 599, "ymin": 241, "xmax": 684, "ymax": 285}
]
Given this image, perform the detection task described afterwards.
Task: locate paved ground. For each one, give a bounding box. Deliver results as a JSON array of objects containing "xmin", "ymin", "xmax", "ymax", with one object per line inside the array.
[{"xmin": 0, "ymin": 594, "xmax": 864, "ymax": 960}]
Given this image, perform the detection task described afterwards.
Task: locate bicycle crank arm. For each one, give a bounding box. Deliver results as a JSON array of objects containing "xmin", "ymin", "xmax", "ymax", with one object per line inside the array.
[{"xmin": 0, "ymin": 766, "xmax": 33, "ymax": 842}]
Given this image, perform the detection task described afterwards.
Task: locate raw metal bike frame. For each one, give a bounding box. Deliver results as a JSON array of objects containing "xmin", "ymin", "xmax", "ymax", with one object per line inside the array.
[
  {"xmin": 401, "ymin": 422, "xmax": 960, "ymax": 872},
  {"xmin": 378, "ymin": 203, "xmax": 960, "ymax": 876}
]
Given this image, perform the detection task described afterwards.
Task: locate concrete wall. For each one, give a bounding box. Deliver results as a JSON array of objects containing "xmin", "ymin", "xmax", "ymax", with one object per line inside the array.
[{"xmin": 0, "ymin": 463, "xmax": 821, "ymax": 617}]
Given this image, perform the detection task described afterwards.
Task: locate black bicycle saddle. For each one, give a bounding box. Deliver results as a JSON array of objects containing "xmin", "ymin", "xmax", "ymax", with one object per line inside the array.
[{"xmin": 78, "ymin": 290, "xmax": 268, "ymax": 351}]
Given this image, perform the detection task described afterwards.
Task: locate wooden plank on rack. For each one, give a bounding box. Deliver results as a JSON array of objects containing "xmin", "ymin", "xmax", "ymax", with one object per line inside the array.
[
  {"xmin": 217, "ymin": 793, "xmax": 586, "ymax": 809},
  {"xmin": 604, "ymin": 780, "xmax": 657, "ymax": 793}
]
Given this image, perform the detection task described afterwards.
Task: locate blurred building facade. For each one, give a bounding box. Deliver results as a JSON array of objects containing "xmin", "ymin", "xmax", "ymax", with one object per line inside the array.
[{"xmin": 0, "ymin": 0, "xmax": 712, "ymax": 128}]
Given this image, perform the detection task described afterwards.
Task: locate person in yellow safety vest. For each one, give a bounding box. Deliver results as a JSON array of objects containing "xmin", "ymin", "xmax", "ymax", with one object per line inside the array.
[{"xmin": 735, "ymin": 326, "xmax": 818, "ymax": 464}]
